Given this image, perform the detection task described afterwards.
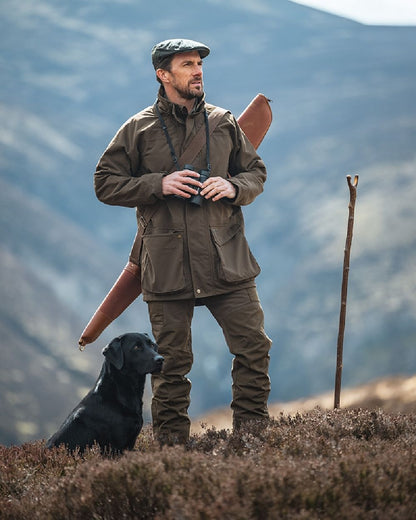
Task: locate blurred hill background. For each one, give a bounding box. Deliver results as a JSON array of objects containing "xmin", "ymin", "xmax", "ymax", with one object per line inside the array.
[
  {"xmin": 1, "ymin": 0, "xmax": 415, "ymax": 445},
  {"xmin": 193, "ymin": 374, "xmax": 416, "ymax": 432}
]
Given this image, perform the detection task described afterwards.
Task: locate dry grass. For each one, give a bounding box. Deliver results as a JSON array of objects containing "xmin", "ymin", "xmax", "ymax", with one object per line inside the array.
[{"xmin": 1, "ymin": 408, "xmax": 415, "ymax": 519}]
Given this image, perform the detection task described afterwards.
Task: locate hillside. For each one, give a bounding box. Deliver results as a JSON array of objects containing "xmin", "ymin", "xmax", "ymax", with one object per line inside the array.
[
  {"xmin": 192, "ymin": 374, "xmax": 416, "ymax": 432},
  {"xmin": 0, "ymin": 0, "xmax": 416, "ymax": 445}
]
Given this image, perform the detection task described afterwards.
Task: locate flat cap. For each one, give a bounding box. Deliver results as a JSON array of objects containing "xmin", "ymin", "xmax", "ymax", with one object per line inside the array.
[{"xmin": 152, "ymin": 38, "xmax": 210, "ymax": 69}]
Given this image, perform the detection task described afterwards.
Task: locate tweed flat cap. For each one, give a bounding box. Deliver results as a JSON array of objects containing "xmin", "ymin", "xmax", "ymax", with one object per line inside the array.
[{"xmin": 152, "ymin": 38, "xmax": 210, "ymax": 69}]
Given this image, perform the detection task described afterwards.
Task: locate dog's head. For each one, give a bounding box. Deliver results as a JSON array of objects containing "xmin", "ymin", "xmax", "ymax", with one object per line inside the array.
[{"xmin": 102, "ymin": 333, "xmax": 164, "ymax": 375}]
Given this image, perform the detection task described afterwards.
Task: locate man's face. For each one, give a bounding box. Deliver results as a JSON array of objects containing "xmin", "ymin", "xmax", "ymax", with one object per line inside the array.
[{"xmin": 160, "ymin": 50, "xmax": 204, "ymax": 101}]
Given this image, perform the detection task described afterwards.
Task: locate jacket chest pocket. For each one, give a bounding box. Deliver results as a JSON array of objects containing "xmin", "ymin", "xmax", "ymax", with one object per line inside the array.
[
  {"xmin": 210, "ymin": 225, "xmax": 260, "ymax": 284},
  {"xmin": 141, "ymin": 231, "xmax": 186, "ymax": 294}
]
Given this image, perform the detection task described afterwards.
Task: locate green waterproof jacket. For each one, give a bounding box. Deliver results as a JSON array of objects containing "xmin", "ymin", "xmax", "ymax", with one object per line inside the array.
[{"xmin": 94, "ymin": 88, "xmax": 267, "ymax": 302}]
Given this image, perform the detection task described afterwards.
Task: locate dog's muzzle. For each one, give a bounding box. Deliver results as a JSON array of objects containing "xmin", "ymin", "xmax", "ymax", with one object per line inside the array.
[{"xmin": 152, "ymin": 355, "xmax": 164, "ymax": 373}]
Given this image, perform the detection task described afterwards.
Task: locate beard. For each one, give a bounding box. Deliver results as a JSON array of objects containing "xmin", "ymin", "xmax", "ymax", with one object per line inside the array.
[{"xmin": 173, "ymin": 79, "xmax": 204, "ymax": 100}]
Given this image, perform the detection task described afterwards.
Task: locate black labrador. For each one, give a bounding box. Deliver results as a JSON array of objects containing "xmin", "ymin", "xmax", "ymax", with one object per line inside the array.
[{"xmin": 46, "ymin": 333, "xmax": 163, "ymax": 454}]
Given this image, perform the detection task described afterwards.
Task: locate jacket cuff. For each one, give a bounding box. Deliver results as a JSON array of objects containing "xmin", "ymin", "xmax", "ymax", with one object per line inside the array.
[{"xmin": 227, "ymin": 180, "xmax": 241, "ymax": 205}]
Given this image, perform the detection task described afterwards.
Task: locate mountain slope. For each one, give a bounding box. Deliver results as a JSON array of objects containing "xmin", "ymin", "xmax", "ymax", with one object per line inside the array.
[
  {"xmin": 192, "ymin": 374, "xmax": 416, "ymax": 432},
  {"xmin": 0, "ymin": 246, "xmax": 94, "ymax": 444}
]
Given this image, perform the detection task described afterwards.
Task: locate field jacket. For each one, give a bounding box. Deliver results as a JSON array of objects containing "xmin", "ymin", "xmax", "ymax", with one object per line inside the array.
[{"xmin": 94, "ymin": 88, "xmax": 267, "ymax": 302}]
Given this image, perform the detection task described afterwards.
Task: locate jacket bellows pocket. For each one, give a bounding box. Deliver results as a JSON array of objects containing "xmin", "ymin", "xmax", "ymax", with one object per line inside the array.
[
  {"xmin": 141, "ymin": 231, "xmax": 185, "ymax": 294},
  {"xmin": 211, "ymin": 225, "xmax": 260, "ymax": 283}
]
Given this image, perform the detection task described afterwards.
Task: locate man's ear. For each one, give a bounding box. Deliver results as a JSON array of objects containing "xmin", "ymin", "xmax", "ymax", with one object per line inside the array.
[
  {"xmin": 102, "ymin": 336, "xmax": 124, "ymax": 370},
  {"xmin": 156, "ymin": 68, "xmax": 170, "ymax": 84}
]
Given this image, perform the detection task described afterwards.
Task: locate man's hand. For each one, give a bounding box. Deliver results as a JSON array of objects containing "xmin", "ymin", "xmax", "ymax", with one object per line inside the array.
[
  {"xmin": 200, "ymin": 176, "xmax": 236, "ymax": 201},
  {"xmin": 162, "ymin": 169, "xmax": 202, "ymax": 198}
]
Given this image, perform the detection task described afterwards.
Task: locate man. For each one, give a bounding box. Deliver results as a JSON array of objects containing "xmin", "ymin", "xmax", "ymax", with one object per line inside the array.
[{"xmin": 94, "ymin": 38, "xmax": 271, "ymax": 444}]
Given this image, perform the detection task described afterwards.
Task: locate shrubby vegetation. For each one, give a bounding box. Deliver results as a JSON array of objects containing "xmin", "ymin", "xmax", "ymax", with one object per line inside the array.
[{"xmin": 1, "ymin": 408, "xmax": 415, "ymax": 519}]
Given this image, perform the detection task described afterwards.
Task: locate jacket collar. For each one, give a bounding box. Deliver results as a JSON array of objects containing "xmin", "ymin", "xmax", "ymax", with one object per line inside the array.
[{"xmin": 157, "ymin": 86, "xmax": 205, "ymax": 120}]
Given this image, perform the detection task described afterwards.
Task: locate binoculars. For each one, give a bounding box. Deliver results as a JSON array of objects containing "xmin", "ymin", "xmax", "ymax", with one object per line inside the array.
[{"xmin": 181, "ymin": 164, "xmax": 210, "ymax": 206}]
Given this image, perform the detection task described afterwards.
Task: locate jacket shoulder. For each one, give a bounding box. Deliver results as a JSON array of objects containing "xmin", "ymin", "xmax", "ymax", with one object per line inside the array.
[
  {"xmin": 205, "ymin": 103, "xmax": 236, "ymax": 132},
  {"xmin": 127, "ymin": 104, "xmax": 157, "ymax": 125},
  {"xmin": 205, "ymin": 102, "xmax": 232, "ymax": 119},
  {"xmin": 130, "ymin": 104, "xmax": 156, "ymax": 121},
  {"xmin": 117, "ymin": 105, "xmax": 159, "ymax": 134}
]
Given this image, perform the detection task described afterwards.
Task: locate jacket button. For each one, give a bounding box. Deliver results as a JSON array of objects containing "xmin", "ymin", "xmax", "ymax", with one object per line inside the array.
[{"xmin": 196, "ymin": 289, "xmax": 201, "ymax": 294}]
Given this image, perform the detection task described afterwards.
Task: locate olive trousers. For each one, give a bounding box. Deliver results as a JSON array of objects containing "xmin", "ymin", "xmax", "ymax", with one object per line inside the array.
[{"xmin": 148, "ymin": 286, "xmax": 272, "ymax": 443}]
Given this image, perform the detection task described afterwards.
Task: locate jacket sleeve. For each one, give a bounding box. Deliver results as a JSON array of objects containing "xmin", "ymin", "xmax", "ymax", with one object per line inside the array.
[
  {"xmin": 94, "ymin": 117, "xmax": 164, "ymax": 208},
  {"xmin": 227, "ymin": 115, "xmax": 267, "ymax": 207}
]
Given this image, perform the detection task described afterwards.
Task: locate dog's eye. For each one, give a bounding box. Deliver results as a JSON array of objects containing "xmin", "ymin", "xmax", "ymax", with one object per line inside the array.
[{"xmin": 133, "ymin": 345, "xmax": 143, "ymax": 352}]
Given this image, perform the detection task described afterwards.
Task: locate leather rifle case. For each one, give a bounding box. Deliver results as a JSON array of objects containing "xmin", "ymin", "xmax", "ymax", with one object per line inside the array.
[{"xmin": 79, "ymin": 94, "xmax": 272, "ymax": 347}]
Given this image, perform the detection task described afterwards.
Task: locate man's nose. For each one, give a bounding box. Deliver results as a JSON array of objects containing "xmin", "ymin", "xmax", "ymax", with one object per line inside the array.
[{"xmin": 193, "ymin": 64, "xmax": 203, "ymax": 75}]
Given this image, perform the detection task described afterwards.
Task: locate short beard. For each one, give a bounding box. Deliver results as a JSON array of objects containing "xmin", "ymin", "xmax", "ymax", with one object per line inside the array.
[{"xmin": 174, "ymin": 82, "xmax": 203, "ymax": 100}]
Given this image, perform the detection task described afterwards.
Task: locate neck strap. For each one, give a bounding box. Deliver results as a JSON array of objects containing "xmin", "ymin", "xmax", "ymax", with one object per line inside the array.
[{"xmin": 154, "ymin": 103, "xmax": 211, "ymax": 174}]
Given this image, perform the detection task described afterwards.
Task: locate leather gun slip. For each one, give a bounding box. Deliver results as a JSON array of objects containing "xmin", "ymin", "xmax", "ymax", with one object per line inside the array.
[{"xmin": 79, "ymin": 94, "xmax": 272, "ymax": 347}]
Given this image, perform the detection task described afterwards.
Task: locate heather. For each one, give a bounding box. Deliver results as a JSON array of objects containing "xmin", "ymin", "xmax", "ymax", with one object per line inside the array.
[{"xmin": 1, "ymin": 408, "xmax": 415, "ymax": 519}]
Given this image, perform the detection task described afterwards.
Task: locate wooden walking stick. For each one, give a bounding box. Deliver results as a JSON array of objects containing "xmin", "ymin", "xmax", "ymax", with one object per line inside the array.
[{"xmin": 334, "ymin": 174, "xmax": 359, "ymax": 409}]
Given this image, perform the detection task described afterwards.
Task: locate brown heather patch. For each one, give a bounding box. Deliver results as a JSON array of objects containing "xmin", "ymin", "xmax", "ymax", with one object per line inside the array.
[{"xmin": 0, "ymin": 409, "xmax": 415, "ymax": 519}]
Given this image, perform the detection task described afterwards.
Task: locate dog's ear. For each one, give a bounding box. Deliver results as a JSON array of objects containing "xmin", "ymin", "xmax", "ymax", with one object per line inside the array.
[{"xmin": 102, "ymin": 337, "xmax": 124, "ymax": 370}]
